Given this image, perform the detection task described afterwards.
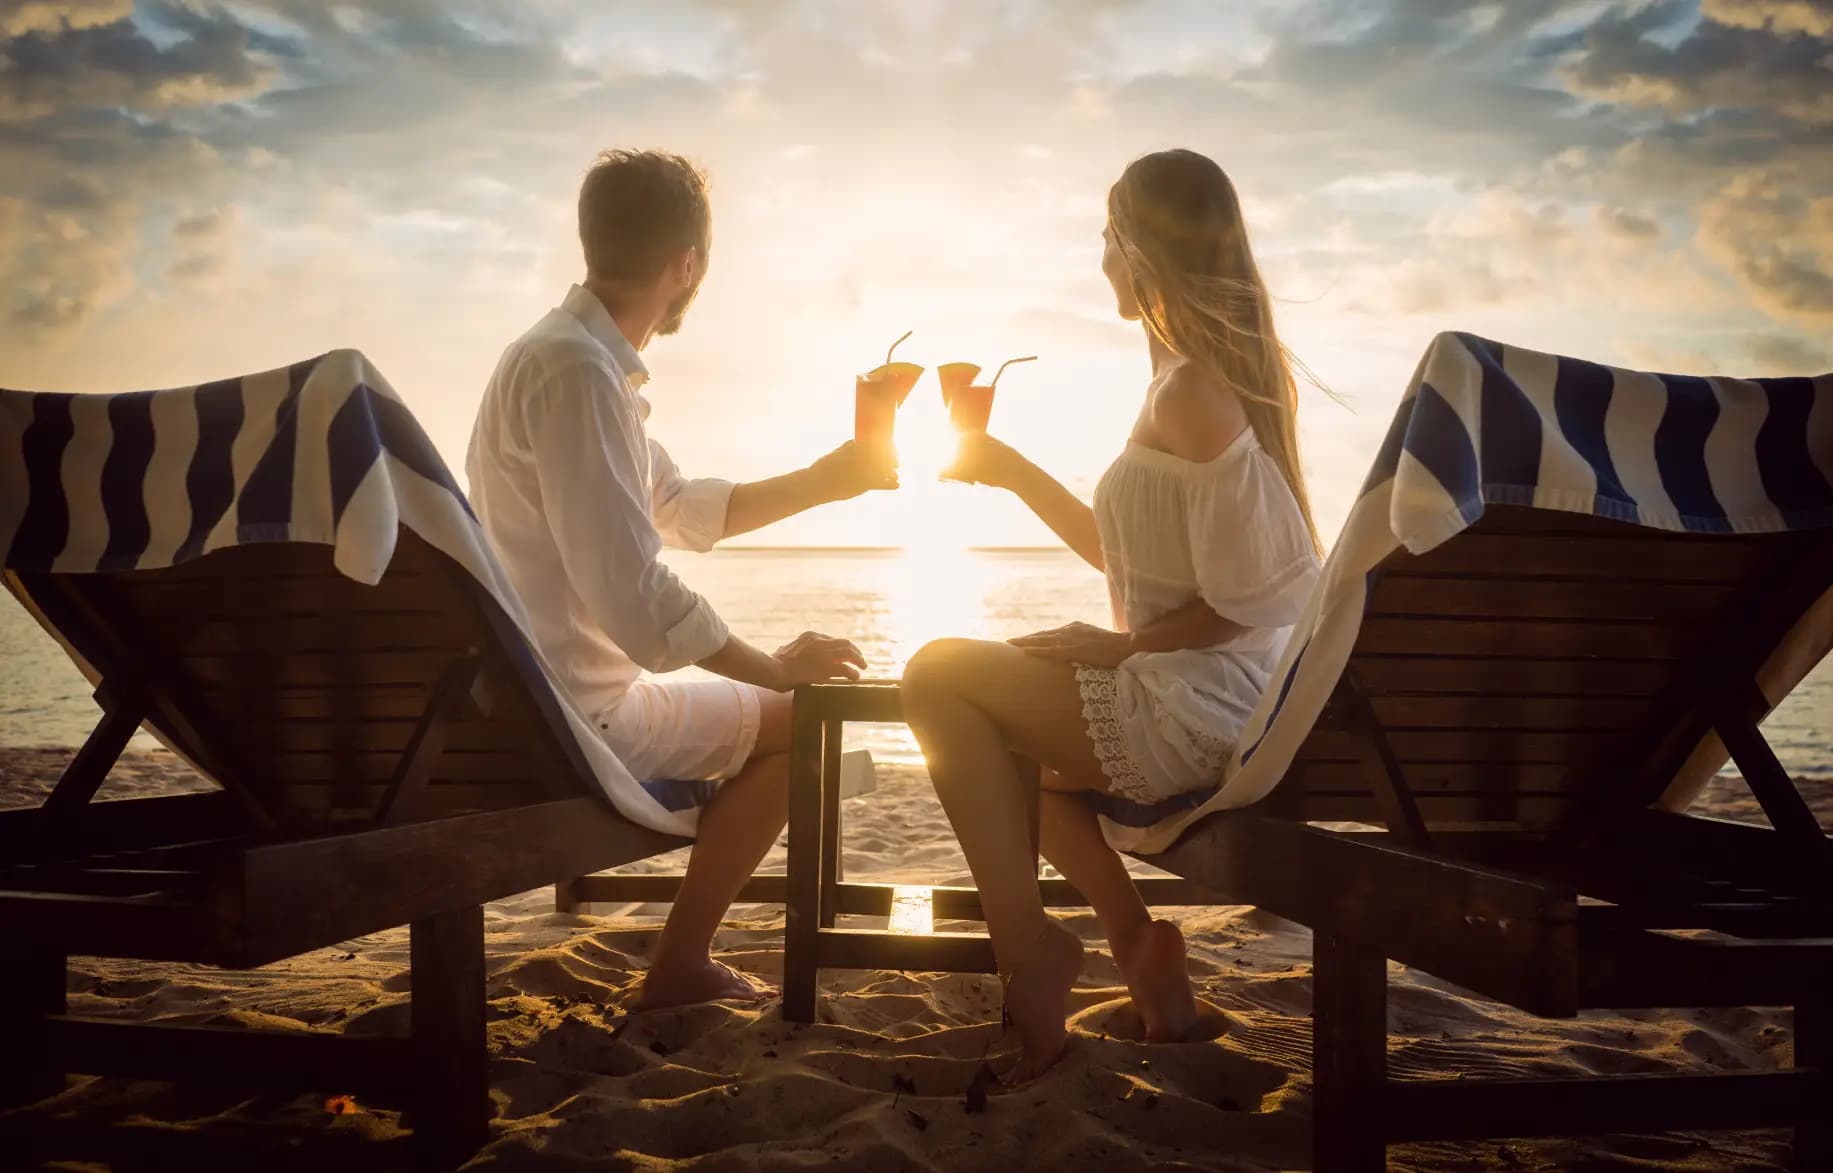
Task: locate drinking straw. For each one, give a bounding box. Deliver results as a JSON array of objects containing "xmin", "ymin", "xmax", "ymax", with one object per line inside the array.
[
  {"xmin": 989, "ymin": 355, "xmax": 1037, "ymax": 390},
  {"xmin": 886, "ymin": 330, "xmax": 914, "ymax": 366}
]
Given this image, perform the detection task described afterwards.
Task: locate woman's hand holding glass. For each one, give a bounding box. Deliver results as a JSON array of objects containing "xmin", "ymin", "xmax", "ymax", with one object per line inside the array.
[{"xmin": 940, "ymin": 430, "xmax": 1022, "ymax": 490}]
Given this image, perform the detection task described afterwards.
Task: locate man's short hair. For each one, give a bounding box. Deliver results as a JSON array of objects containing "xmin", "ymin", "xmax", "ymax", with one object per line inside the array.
[{"xmin": 578, "ymin": 149, "xmax": 711, "ymax": 283}]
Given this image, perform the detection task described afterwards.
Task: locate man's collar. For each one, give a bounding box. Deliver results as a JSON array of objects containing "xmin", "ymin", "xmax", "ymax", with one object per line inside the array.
[{"xmin": 561, "ymin": 284, "xmax": 650, "ymax": 389}]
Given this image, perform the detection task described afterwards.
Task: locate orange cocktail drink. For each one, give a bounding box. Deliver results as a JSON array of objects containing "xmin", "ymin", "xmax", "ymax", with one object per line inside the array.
[
  {"xmin": 938, "ymin": 355, "xmax": 1034, "ymax": 432},
  {"xmin": 855, "ymin": 330, "xmax": 924, "ymax": 450}
]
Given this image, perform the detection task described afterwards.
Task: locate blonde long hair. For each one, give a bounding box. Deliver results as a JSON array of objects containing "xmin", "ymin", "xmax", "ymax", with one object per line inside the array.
[{"xmin": 1108, "ymin": 149, "xmax": 1322, "ymax": 552}]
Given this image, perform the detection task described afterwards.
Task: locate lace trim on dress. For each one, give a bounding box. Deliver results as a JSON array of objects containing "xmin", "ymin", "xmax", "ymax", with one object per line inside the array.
[
  {"xmin": 1183, "ymin": 723, "xmax": 1236, "ymax": 781},
  {"xmin": 1074, "ymin": 665, "xmax": 1157, "ymax": 803}
]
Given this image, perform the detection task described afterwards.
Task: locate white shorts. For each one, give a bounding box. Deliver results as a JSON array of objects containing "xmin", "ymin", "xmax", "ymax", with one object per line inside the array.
[{"xmin": 592, "ymin": 677, "xmax": 763, "ymax": 783}]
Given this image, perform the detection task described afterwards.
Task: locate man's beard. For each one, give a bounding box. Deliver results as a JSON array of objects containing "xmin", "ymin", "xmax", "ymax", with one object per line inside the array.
[{"xmin": 656, "ymin": 280, "xmax": 703, "ymax": 337}]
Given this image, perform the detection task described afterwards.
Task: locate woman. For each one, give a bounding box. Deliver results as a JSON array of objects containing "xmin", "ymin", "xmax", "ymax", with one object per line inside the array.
[{"xmin": 902, "ymin": 148, "xmax": 1323, "ymax": 1080}]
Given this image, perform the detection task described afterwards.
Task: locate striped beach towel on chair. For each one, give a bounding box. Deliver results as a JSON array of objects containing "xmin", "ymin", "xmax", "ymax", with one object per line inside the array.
[
  {"xmin": 1100, "ymin": 331, "xmax": 1833, "ymax": 853},
  {"xmin": 0, "ymin": 349, "xmax": 714, "ymax": 837}
]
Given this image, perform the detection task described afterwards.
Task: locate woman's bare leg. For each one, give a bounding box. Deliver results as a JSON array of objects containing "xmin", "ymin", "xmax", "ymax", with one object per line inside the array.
[
  {"xmin": 902, "ymin": 641, "xmax": 1086, "ymax": 1078},
  {"xmin": 1038, "ymin": 783, "xmax": 1198, "ymax": 1041},
  {"xmin": 901, "ymin": 637, "xmax": 1202, "ymax": 1062}
]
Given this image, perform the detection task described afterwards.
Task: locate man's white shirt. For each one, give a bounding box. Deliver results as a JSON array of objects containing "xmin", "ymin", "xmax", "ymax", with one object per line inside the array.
[{"xmin": 466, "ymin": 284, "xmax": 733, "ymax": 722}]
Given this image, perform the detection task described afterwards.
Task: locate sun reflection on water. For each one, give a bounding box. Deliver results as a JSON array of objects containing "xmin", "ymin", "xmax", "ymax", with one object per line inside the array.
[
  {"xmin": 849, "ymin": 393, "xmax": 994, "ymax": 763},
  {"xmin": 875, "ymin": 378, "xmax": 991, "ymax": 673},
  {"xmin": 886, "ymin": 505, "xmax": 988, "ymax": 672},
  {"xmin": 849, "ymin": 524, "xmax": 991, "ymax": 767}
]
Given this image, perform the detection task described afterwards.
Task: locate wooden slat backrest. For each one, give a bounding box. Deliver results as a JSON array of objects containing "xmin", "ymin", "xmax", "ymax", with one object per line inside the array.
[
  {"xmin": 1262, "ymin": 506, "xmax": 1830, "ymax": 830},
  {"xmin": 39, "ymin": 533, "xmax": 592, "ymax": 833}
]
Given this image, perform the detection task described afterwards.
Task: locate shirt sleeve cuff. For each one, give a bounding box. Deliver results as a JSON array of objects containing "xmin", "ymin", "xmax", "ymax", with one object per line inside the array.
[
  {"xmin": 662, "ymin": 594, "xmax": 731, "ymax": 668},
  {"xmin": 668, "ymin": 478, "xmax": 735, "ymax": 553}
]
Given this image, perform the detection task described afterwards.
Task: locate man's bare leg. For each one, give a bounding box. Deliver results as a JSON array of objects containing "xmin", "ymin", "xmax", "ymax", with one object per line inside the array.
[{"xmin": 635, "ymin": 690, "xmax": 792, "ymax": 1010}]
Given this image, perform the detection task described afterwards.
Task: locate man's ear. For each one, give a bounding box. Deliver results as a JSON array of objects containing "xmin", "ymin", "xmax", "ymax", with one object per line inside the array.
[{"xmin": 675, "ymin": 246, "xmax": 699, "ymax": 290}]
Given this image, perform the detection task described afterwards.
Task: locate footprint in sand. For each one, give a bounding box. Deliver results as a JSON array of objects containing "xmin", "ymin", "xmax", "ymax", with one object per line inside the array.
[{"xmin": 1072, "ymin": 992, "xmax": 1235, "ymax": 1044}]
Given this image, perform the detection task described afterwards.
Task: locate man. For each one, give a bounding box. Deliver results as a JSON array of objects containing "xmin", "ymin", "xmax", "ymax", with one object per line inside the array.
[{"xmin": 466, "ymin": 149, "xmax": 892, "ymax": 1008}]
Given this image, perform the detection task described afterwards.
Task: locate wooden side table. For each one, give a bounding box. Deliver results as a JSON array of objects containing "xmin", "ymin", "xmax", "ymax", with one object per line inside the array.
[
  {"xmin": 782, "ymin": 681, "xmax": 1213, "ymax": 1022},
  {"xmin": 783, "ymin": 681, "xmax": 1037, "ymax": 1020}
]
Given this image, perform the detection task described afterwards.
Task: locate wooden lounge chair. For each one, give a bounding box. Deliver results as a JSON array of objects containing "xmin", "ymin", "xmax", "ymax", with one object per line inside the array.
[
  {"xmin": 0, "ymin": 529, "xmax": 687, "ymax": 1165},
  {"xmin": 1132, "ymin": 504, "xmax": 1832, "ymax": 1170}
]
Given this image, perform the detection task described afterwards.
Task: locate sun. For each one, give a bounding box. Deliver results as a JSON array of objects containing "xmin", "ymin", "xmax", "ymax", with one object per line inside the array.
[
  {"xmin": 878, "ymin": 372, "xmax": 977, "ymax": 555},
  {"xmin": 892, "ymin": 372, "xmax": 961, "ymax": 487}
]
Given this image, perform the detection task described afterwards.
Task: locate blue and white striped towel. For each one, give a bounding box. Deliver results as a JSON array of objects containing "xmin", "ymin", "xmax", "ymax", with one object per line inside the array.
[
  {"xmin": 0, "ymin": 350, "xmax": 709, "ymax": 838},
  {"xmin": 1100, "ymin": 331, "xmax": 1833, "ymax": 854}
]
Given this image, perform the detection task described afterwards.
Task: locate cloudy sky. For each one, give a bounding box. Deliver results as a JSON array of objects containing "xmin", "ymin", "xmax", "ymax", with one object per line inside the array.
[{"xmin": 2, "ymin": 0, "xmax": 1830, "ymax": 546}]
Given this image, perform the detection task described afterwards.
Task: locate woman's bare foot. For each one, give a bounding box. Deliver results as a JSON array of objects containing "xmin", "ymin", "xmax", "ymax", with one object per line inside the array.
[
  {"xmin": 1000, "ymin": 920, "xmax": 1085, "ymax": 1084},
  {"xmin": 1121, "ymin": 919, "xmax": 1200, "ymax": 1042},
  {"xmin": 632, "ymin": 958, "xmax": 776, "ymax": 1011}
]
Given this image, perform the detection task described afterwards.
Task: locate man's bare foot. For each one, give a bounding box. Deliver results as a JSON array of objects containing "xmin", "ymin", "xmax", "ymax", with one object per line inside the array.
[
  {"xmin": 1000, "ymin": 920, "xmax": 1084, "ymax": 1084},
  {"xmin": 632, "ymin": 958, "xmax": 777, "ymax": 1011},
  {"xmin": 1121, "ymin": 919, "xmax": 1200, "ymax": 1043}
]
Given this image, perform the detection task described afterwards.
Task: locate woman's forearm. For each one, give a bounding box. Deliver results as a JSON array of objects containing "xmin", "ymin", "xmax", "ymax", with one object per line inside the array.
[
  {"xmin": 1126, "ymin": 597, "xmax": 1243, "ymax": 654},
  {"xmin": 1003, "ymin": 455, "xmax": 1104, "ymax": 570}
]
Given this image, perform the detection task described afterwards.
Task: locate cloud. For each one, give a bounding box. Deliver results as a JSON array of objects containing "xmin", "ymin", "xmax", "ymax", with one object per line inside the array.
[
  {"xmin": 0, "ymin": 6, "xmax": 277, "ymax": 123},
  {"xmin": 1700, "ymin": 0, "xmax": 1833, "ymax": 38},
  {"xmin": 1562, "ymin": 0, "xmax": 1833, "ymax": 127},
  {"xmin": 1626, "ymin": 341, "xmax": 1719, "ymax": 373},
  {"xmin": 1546, "ymin": 111, "xmax": 1833, "ymax": 260},
  {"xmin": 0, "ymin": 103, "xmax": 235, "ymax": 343},
  {"xmin": 1594, "ymin": 205, "xmax": 1660, "ymax": 241},
  {"xmin": 0, "ymin": 196, "xmax": 137, "ymax": 339},
  {"xmin": 1745, "ymin": 331, "xmax": 1831, "ymax": 372},
  {"xmin": 174, "ymin": 206, "xmax": 234, "ymax": 239},
  {"xmin": 1696, "ymin": 172, "xmax": 1833, "ymax": 324},
  {"xmin": 0, "ymin": 0, "xmax": 131, "ymax": 38},
  {"xmin": 165, "ymin": 251, "xmax": 222, "ymax": 282},
  {"xmin": 164, "ymin": 204, "xmax": 238, "ymax": 285},
  {"xmin": 1431, "ymin": 189, "xmax": 1572, "ymax": 247},
  {"xmin": 1381, "ymin": 257, "xmax": 1509, "ymax": 315},
  {"xmin": 1339, "ymin": 190, "xmax": 1569, "ymax": 314}
]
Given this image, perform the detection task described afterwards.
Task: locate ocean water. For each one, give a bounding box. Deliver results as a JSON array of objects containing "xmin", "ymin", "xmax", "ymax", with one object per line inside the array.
[
  {"xmin": 4, "ymin": 546, "xmax": 1831, "ymax": 777},
  {"xmin": 0, "ymin": 547, "xmax": 1112, "ymax": 765}
]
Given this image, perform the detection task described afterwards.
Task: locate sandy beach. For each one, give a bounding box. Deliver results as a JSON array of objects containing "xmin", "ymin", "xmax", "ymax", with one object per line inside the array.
[{"xmin": 2, "ymin": 749, "xmax": 1823, "ymax": 1171}]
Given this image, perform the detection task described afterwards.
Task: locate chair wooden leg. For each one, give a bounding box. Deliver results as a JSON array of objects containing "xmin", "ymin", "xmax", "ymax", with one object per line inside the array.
[
  {"xmin": 410, "ymin": 906, "xmax": 489, "ymax": 1168},
  {"xmin": 1799, "ymin": 994, "xmax": 1830, "ymax": 1172},
  {"xmin": 1312, "ymin": 931, "xmax": 1387, "ymax": 1173},
  {"xmin": 0, "ymin": 947, "xmax": 65, "ymax": 1108},
  {"xmin": 554, "ymin": 876, "xmax": 581, "ymax": 914},
  {"xmin": 783, "ymin": 698, "xmax": 825, "ymax": 1022}
]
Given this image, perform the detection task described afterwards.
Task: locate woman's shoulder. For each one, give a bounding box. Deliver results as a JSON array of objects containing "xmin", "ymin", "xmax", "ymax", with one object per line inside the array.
[{"xmin": 1145, "ymin": 362, "xmax": 1248, "ymax": 463}]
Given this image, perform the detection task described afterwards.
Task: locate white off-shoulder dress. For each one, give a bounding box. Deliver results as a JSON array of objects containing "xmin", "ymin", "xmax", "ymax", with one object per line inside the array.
[{"xmin": 1077, "ymin": 425, "xmax": 1321, "ymax": 803}]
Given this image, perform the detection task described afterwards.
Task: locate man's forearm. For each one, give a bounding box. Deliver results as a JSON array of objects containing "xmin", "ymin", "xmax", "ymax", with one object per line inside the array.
[
  {"xmin": 696, "ymin": 633, "xmax": 788, "ymax": 690},
  {"xmin": 723, "ymin": 465, "xmax": 834, "ymax": 539},
  {"xmin": 1126, "ymin": 597, "xmax": 1244, "ymax": 654}
]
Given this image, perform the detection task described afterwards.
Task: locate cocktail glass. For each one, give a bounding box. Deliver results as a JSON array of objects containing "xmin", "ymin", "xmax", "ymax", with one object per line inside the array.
[
  {"xmin": 855, "ymin": 330, "xmax": 924, "ymax": 450},
  {"xmin": 938, "ymin": 355, "xmax": 1035, "ymax": 432}
]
